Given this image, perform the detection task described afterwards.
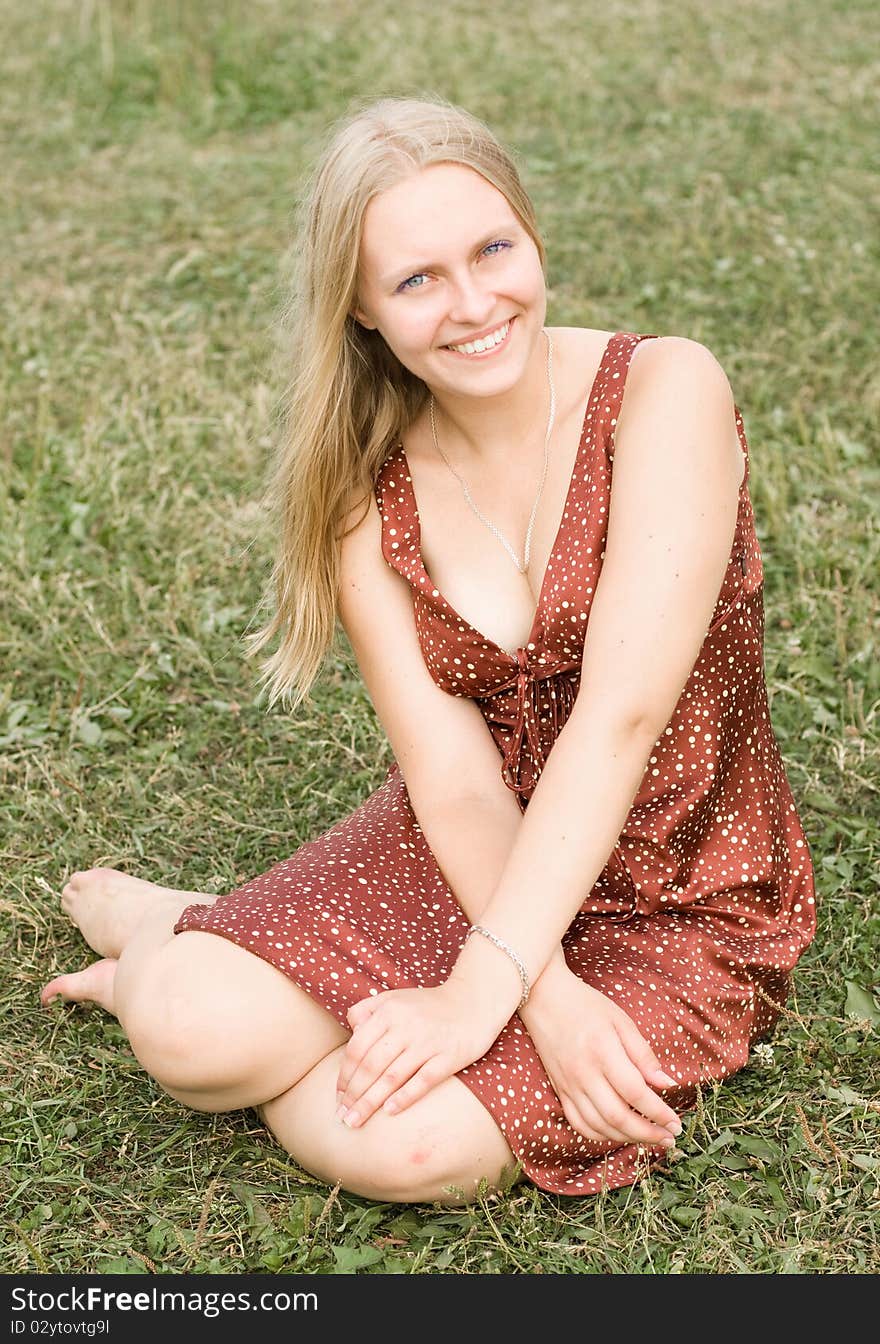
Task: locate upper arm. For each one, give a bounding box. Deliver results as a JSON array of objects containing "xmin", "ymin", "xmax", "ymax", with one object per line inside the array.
[
  {"xmin": 337, "ymin": 488, "xmax": 515, "ymax": 816},
  {"xmin": 574, "ymin": 336, "xmax": 745, "ymax": 739}
]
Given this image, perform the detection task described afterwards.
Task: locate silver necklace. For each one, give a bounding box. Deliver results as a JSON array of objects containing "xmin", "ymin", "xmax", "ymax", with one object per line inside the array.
[{"xmin": 429, "ymin": 329, "xmax": 556, "ymax": 575}]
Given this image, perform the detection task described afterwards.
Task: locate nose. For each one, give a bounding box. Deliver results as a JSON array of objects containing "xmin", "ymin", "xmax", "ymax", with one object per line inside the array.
[{"xmin": 446, "ymin": 268, "xmax": 495, "ymax": 327}]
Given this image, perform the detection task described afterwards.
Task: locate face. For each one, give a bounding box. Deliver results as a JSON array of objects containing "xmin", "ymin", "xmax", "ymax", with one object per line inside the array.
[{"xmin": 352, "ymin": 162, "xmax": 546, "ymax": 399}]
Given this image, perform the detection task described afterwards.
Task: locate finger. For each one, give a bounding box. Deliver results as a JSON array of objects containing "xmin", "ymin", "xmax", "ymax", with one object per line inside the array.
[
  {"xmin": 588, "ymin": 1075, "xmax": 678, "ymax": 1148},
  {"xmin": 346, "ymin": 995, "xmax": 381, "ymax": 1030},
  {"xmin": 341, "ymin": 1048, "xmax": 427, "ymax": 1128},
  {"xmin": 377, "ymin": 1055, "xmax": 450, "ymax": 1117},
  {"xmin": 565, "ymin": 1090, "xmax": 631, "ymax": 1146},
  {"xmin": 339, "ymin": 1034, "xmax": 408, "ymax": 1116},
  {"xmin": 605, "ymin": 1051, "xmax": 682, "ymax": 1132},
  {"xmin": 337, "ymin": 1023, "xmax": 399, "ymax": 1108},
  {"xmin": 560, "ymin": 1089, "xmax": 673, "ymax": 1149},
  {"xmin": 335, "ymin": 1014, "xmax": 389, "ymax": 1100},
  {"xmin": 561, "ymin": 1108, "xmax": 614, "ymax": 1145},
  {"xmin": 613, "ymin": 1014, "xmax": 677, "ymax": 1089}
]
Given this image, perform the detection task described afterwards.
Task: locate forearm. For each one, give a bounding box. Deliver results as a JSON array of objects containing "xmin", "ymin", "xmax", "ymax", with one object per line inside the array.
[
  {"xmin": 412, "ymin": 791, "xmax": 570, "ymax": 992},
  {"xmin": 448, "ymin": 705, "xmax": 656, "ymax": 1015}
]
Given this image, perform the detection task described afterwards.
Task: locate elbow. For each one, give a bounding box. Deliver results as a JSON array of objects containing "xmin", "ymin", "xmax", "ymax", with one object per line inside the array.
[
  {"xmin": 573, "ymin": 699, "xmax": 667, "ymax": 747},
  {"xmin": 622, "ymin": 706, "xmax": 669, "ymax": 741}
]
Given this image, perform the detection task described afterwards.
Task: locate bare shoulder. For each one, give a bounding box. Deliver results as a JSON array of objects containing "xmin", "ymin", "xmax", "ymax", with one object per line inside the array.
[
  {"xmin": 619, "ymin": 334, "xmax": 743, "ymax": 485},
  {"xmin": 627, "ymin": 334, "xmax": 735, "ymax": 400},
  {"xmin": 337, "ymin": 477, "xmax": 382, "ymax": 551}
]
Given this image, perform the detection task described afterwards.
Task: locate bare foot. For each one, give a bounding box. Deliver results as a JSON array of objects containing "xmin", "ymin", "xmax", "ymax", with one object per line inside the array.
[
  {"xmin": 59, "ymin": 867, "xmax": 213, "ymax": 959},
  {"xmin": 41, "ymin": 958, "xmax": 117, "ymax": 1013}
]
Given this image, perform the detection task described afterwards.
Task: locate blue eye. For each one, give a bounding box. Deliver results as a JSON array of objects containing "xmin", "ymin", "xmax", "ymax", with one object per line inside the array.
[
  {"xmin": 396, "ymin": 239, "xmax": 512, "ymax": 293},
  {"xmin": 398, "ymin": 273, "xmax": 428, "ymax": 292}
]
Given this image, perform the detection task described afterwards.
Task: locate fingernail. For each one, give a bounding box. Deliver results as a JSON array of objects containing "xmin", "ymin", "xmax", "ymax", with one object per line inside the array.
[
  {"xmin": 655, "ymin": 1071, "xmax": 676, "ymax": 1087},
  {"xmin": 667, "ymin": 1120, "xmax": 682, "ymax": 1136},
  {"xmin": 343, "ymin": 1110, "xmax": 360, "ymax": 1128},
  {"xmin": 335, "ymin": 1105, "xmax": 347, "ymax": 1122}
]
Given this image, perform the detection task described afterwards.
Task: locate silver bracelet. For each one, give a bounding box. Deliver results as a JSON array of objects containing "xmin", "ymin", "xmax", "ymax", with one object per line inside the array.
[{"xmin": 465, "ymin": 925, "xmax": 531, "ymax": 1009}]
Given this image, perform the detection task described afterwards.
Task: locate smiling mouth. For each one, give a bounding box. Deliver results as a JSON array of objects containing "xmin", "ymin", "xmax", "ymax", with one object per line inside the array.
[{"xmin": 444, "ymin": 317, "xmax": 514, "ymax": 357}]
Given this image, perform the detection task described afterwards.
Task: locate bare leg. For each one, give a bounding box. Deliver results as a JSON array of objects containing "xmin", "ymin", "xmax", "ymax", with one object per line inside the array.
[
  {"xmin": 41, "ymin": 866, "xmax": 348, "ymax": 1108},
  {"xmin": 41, "ymin": 867, "xmax": 212, "ymax": 1010},
  {"xmin": 259, "ymin": 1046, "xmax": 523, "ymax": 1206},
  {"xmin": 42, "ymin": 867, "xmax": 523, "ymax": 1205}
]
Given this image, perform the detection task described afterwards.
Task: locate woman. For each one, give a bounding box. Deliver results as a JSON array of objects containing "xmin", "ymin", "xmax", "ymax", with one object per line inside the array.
[{"xmin": 41, "ymin": 95, "xmax": 816, "ymax": 1205}]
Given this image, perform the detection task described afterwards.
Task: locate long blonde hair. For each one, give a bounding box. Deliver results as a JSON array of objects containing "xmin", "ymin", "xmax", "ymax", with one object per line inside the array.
[{"xmin": 245, "ymin": 93, "xmax": 547, "ymax": 711}]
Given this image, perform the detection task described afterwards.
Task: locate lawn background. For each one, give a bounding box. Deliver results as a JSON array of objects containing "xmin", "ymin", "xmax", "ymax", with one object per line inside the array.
[{"xmin": 1, "ymin": 0, "xmax": 878, "ymax": 1274}]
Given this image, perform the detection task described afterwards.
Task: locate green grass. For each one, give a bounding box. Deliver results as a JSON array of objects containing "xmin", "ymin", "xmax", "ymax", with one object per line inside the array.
[{"xmin": 2, "ymin": 0, "xmax": 878, "ymax": 1274}]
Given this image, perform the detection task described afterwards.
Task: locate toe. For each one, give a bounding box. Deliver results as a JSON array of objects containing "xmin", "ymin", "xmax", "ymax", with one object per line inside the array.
[
  {"xmin": 40, "ymin": 960, "xmax": 117, "ymax": 1011},
  {"xmin": 40, "ymin": 976, "xmax": 68, "ymax": 1007},
  {"xmin": 41, "ymin": 971, "xmax": 90, "ymax": 1007},
  {"xmin": 61, "ymin": 875, "xmax": 81, "ymax": 901}
]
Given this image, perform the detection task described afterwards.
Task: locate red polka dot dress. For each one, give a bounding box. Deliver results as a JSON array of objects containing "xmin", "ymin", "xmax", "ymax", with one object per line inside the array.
[{"xmin": 175, "ymin": 331, "xmax": 817, "ymax": 1196}]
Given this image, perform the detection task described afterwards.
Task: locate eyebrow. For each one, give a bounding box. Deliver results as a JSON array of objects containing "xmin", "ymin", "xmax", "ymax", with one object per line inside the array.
[{"xmin": 380, "ymin": 226, "xmax": 517, "ymax": 287}]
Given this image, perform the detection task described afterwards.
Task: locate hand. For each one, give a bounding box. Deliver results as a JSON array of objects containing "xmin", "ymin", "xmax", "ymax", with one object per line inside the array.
[
  {"xmin": 521, "ymin": 970, "xmax": 682, "ymax": 1148},
  {"xmin": 335, "ymin": 981, "xmax": 506, "ymax": 1129}
]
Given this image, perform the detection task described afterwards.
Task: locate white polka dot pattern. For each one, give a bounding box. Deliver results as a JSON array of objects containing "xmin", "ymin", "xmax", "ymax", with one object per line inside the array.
[{"xmin": 175, "ymin": 332, "xmax": 816, "ymax": 1196}]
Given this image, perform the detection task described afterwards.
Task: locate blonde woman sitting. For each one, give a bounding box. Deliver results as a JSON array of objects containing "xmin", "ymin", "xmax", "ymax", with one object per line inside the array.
[{"xmin": 42, "ymin": 95, "xmax": 816, "ymax": 1206}]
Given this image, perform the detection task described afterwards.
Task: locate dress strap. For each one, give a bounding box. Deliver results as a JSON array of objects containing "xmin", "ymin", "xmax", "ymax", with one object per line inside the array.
[
  {"xmin": 605, "ymin": 332, "xmax": 660, "ymax": 463},
  {"xmin": 733, "ymin": 403, "xmax": 750, "ymax": 490},
  {"xmin": 374, "ymin": 445, "xmax": 421, "ymax": 586}
]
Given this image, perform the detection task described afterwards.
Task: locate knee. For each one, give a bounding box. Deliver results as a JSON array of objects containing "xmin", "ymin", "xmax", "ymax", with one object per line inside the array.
[
  {"xmin": 117, "ymin": 952, "xmax": 234, "ymax": 1095},
  {"xmin": 121, "ymin": 983, "xmax": 215, "ymax": 1094}
]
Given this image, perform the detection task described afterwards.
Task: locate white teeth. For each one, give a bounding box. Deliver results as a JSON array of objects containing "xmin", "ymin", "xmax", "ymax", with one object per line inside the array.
[{"xmin": 448, "ymin": 320, "xmax": 510, "ymax": 355}]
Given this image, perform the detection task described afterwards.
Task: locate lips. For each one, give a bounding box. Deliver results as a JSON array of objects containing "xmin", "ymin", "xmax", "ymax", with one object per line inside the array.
[{"xmin": 444, "ymin": 316, "xmax": 515, "ymax": 357}]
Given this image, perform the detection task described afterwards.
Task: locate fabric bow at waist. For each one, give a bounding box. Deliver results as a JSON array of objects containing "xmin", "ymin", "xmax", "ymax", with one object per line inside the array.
[{"xmin": 488, "ymin": 649, "xmax": 581, "ymax": 802}]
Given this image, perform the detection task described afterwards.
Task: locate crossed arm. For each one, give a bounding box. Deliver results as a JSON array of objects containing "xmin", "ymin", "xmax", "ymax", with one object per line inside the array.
[{"xmin": 336, "ymin": 337, "xmax": 744, "ymax": 1139}]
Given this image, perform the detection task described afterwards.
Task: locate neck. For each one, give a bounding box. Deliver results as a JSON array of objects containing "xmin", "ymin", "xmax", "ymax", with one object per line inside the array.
[{"xmin": 428, "ymin": 327, "xmax": 554, "ymax": 468}]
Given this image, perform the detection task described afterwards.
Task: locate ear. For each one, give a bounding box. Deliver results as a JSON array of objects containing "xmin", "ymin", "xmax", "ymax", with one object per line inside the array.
[{"xmin": 350, "ymin": 306, "xmax": 376, "ymax": 330}]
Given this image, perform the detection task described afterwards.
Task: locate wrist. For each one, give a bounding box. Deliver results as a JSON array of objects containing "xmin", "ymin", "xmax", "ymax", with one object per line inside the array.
[
  {"xmin": 448, "ymin": 928, "xmax": 524, "ymax": 1022},
  {"xmin": 519, "ymin": 949, "xmax": 573, "ymax": 1025},
  {"xmin": 466, "ymin": 924, "xmax": 531, "ymax": 1007}
]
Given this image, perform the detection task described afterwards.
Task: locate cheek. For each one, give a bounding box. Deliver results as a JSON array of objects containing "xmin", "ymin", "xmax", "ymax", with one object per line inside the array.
[
  {"xmin": 391, "ymin": 302, "xmax": 445, "ymax": 351},
  {"xmin": 513, "ymin": 254, "xmax": 546, "ymax": 296}
]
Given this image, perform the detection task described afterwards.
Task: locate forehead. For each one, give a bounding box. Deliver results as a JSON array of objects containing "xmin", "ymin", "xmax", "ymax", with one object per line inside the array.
[{"xmin": 359, "ymin": 163, "xmax": 516, "ymax": 266}]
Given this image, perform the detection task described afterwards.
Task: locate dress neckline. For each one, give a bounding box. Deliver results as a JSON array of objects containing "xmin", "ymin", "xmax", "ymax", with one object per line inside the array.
[{"xmin": 391, "ymin": 330, "xmax": 625, "ymax": 662}]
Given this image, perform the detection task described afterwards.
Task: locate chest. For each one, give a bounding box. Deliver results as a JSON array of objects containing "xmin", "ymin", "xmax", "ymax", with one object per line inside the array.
[{"xmin": 408, "ymin": 412, "xmax": 587, "ymax": 658}]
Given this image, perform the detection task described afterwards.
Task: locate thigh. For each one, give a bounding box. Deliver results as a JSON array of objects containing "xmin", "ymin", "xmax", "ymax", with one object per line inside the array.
[{"xmin": 259, "ymin": 1045, "xmax": 524, "ymax": 1206}]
